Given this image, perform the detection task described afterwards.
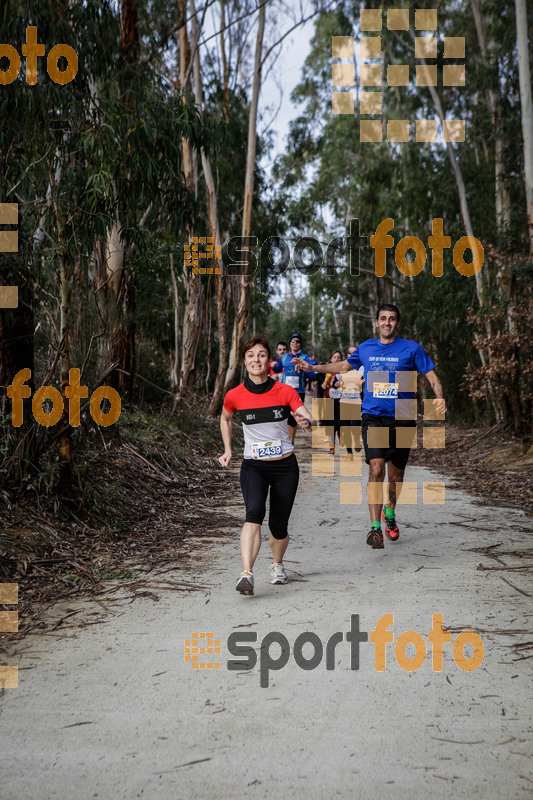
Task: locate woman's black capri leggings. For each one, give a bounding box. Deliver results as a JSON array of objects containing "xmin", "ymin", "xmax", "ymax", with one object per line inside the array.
[{"xmin": 240, "ymin": 453, "xmax": 299, "ymax": 539}]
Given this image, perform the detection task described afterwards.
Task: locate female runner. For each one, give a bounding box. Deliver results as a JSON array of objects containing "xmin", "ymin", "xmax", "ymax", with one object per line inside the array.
[{"xmin": 219, "ymin": 336, "xmax": 313, "ymax": 596}]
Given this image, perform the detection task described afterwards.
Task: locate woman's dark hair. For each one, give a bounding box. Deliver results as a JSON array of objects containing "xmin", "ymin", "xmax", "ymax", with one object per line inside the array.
[
  {"xmin": 241, "ymin": 336, "xmax": 272, "ymax": 361},
  {"xmin": 330, "ymin": 350, "xmax": 343, "ymax": 360}
]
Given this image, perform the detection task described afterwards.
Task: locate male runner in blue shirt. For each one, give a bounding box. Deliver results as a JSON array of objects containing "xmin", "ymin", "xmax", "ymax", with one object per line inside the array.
[{"xmin": 292, "ymin": 305, "xmax": 446, "ymax": 549}]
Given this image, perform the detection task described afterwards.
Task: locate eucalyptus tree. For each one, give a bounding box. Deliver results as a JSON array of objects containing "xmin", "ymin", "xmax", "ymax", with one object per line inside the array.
[
  {"xmin": 0, "ymin": 0, "xmax": 210, "ymax": 486},
  {"xmin": 269, "ymin": 0, "xmax": 532, "ymax": 429},
  {"xmin": 514, "ymin": 0, "xmax": 533, "ymax": 256}
]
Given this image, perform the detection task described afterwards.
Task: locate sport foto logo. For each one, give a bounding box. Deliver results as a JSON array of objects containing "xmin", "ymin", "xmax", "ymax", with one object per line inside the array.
[
  {"xmin": 188, "ymin": 218, "xmax": 483, "ymax": 278},
  {"xmin": 184, "ymin": 632, "xmax": 222, "ymax": 669},
  {"xmin": 332, "ymin": 8, "xmax": 465, "ymax": 143},
  {"xmin": 185, "ymin": 614, "xmax": 484, "ymax": 688},
  {"xmin": 184, "ymin": 237, "xmax": 222, "ymax": 275},
  {"xmin": 0, "ymin": 26, "xmax": 78, "ymax": 85},
  {"xmin": 5, "ymin": 368, "xmax": 121, "ymax": 428}
]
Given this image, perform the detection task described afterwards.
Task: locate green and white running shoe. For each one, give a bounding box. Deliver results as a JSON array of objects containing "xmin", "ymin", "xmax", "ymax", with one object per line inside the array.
[{"xmin": 236, "ymin": 570, "xmax": 254, "ymax": 595}]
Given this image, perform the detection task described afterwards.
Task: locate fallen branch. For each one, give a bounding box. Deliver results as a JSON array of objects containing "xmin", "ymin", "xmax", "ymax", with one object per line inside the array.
[{"xmin": 122, "ymin": 444, "xmax": 175, "ymax": 483}]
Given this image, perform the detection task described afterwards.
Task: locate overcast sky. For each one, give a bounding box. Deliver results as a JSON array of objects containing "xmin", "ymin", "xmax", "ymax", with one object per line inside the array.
[{"xmin": 259, "ymin": 10, "xmax": 314, "ymax": 167}]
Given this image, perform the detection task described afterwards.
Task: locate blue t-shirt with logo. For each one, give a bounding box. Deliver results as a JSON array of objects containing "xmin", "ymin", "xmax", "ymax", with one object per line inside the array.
[
  {"xmin": 272, "ymin": 352, "xmax": 316, "ymax": 394},
  {"xmin": 347, "ymin": 337, "xmax": 435, "ymax": 417}
]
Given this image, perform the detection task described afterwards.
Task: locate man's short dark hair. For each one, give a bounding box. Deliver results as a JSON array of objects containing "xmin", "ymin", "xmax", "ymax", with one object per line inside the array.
[
  {"xmin": 276, "ymin": 341, "xmax": 288, "ymax": 349},
  {"xmin": 376, "ymin": 303, "xmax": 400, "ymax": 321}
]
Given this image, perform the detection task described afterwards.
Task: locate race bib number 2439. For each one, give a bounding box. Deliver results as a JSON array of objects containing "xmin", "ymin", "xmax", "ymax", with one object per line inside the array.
[{"xmin": 251, "ymin": 440, "xmax": 283, "ymax": 460}]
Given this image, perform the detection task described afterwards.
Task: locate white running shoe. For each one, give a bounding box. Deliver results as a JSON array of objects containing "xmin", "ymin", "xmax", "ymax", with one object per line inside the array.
[
  {"xmin": 235, "ymin": 570, "xmax": 254, "ymax": 595},
  {"xmin": 270, "ymin": 561, "xmax": 288, "ymax": 585}
]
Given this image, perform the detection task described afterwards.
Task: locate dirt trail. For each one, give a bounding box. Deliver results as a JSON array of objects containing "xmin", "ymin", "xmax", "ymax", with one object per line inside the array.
[{"xmin": 1, "ymin": 436, "xmax": 532, "ymax": 799}]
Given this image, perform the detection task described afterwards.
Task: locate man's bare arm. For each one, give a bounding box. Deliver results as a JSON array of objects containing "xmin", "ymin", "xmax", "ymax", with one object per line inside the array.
[{"xmin": 292, "ymin": 357, "xmax": 353, "ymax": 374}]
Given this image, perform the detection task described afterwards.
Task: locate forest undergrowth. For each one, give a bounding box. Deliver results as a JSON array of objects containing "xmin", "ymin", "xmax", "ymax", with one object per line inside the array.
[{"xmin": 0, "ymin": 400, "xmax": 240, "ymax": 637}]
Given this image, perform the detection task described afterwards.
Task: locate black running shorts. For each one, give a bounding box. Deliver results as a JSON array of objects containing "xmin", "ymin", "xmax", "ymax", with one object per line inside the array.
[{"xmin": 361, "ymin": 414, "xmax": 416, "ymax": 470}]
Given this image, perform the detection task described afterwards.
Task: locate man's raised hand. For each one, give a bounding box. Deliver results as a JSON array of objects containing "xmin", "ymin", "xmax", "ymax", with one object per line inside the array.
[{"xmin": 291, "ymin": 357, "xmax": 310, "ymax": 372}]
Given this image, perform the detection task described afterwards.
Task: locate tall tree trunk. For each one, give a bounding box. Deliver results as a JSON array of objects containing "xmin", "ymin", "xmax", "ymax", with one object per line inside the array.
[
  {"xmin": 207, "ymin": 2, "xmax": 233, "ymax": 414},
  {"xmin": 209, "ymin": 276, "xmax": 230, "ymax": 413},
  {"xmin": 471, "ymin": 0, "xmax": 511, "ymax": 232},
  {"xmin": 220, "ymin": 0, "xmax": 229, "ymax": 114},
  {"xmin": 515, "ymin": 0, "xmax": 533, "ymax": 256},
  {"xmin": 96, "ymin": 217, "xmax": 136, "ymax": 395},
  {"xmin": 121, "ymin": 0, "xmax": 139, "ymax": 62},
  {"xmin": 332, "ymin": 302, "xmax": 342, "ymax": 352},
  {"xmin": 179, "ymin": 272, "xmax": 203, "ymax": 391},
  {"xmin": 116, "ymin": 0, "xmax": 138, "ymax": 396},
  {"xmin": 187, "ymin": 0, "xmax": 229, "ymax": 412},
  {"xmin": 49, "ymin": 146, "xmax": 74, "ymax": 496},
  {"xmin": 169, "ymin": 254, "xmax": 180, "ymax": 389},
  {"xmin": 97, "ymin": 219, "xmax": 122, "ymax": 379},
  {"xmin": 177, "ymin": 0, "xmax": 203, "ymax": 393},
  {"xmin": 224, "ymin": 2, "xmax": 265, "ymax": 391},
  {"xmin": 411, "ymin": 41, "xmax": 486, "ymax": 311},
  {"xmin": 58, "ymin": 240, "xmax": 73, "ymax": 496},
  {"xmin": 94, "ymin": 0, "xmax": 139, "ymax": 395},
  {"xmin": 178, "ymin": 0, "xmax": 194, "ymax": 190}
]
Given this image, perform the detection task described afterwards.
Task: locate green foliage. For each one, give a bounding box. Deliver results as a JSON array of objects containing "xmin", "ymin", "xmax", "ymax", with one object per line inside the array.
[{"xmin": 265, "ymin": 0, "xmax": 533, "ymax": 426}]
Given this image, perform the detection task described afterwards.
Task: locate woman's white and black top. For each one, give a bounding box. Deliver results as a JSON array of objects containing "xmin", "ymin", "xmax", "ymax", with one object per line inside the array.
[{"xmin": 223, "ymin": 378, "xmax": 305, "ymax": 459}]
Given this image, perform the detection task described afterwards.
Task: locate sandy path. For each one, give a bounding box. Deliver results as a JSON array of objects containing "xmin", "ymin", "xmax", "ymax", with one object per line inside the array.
[{"xmin": 1, "ymin": 437, "xmax": 532, "ymax": 799}]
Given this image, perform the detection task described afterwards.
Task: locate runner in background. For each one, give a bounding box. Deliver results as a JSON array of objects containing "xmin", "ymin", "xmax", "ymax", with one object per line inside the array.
[
  {"xmin": 219, "ymin": 336, "xmax": 314, "ymax": 595},
  {"xmin": 340, "ymin": 345, "xmax": 364, "ymax": 459},
  {"xmin": 272, "ymin": 333, "xmax": 316, "ymax": 444},
  {"xmin": 322, "ymin": 350, "xmax": 343, "ymax": 455},
  {"xmin": 316, "ymin": 360, "xmax": 327, "ymax": 400},
  {"xmin": 292, "ymin": 304, "xmax": 445, "ymax": 550},
  {"xmin": 269, "ymin": 341, "xmax": 288, "ymax": 380},
  {"xmin": 306, "ymin": 353, "xmax": 319, "ymax": 395}
]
